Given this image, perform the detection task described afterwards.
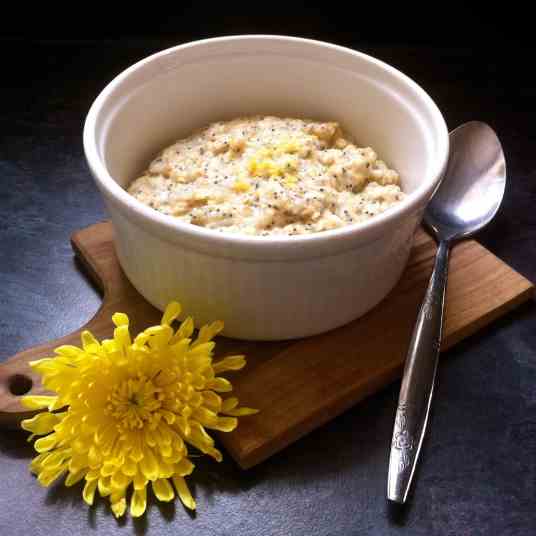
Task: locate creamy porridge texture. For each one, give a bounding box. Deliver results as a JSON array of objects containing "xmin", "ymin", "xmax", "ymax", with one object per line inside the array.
[{"xmin": 128, "ymin": 116, "xmax": 404, "ymax": 236}]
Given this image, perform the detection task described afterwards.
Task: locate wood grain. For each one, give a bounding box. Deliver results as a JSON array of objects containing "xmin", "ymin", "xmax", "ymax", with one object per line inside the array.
[{"xmin": 0, "ymin": 222, "xmax": 532, "ymax": 467}]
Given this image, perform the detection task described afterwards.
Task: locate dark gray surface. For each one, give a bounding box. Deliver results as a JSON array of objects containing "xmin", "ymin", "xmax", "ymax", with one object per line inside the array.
[{"xmin": 1, "ymin": 39, "xmax": 535, "ymax": 535}]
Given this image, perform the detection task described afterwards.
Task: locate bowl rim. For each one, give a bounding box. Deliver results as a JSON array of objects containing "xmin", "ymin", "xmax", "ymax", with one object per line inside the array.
[{"xmin": 83, "ymin": 34, "xmax": 449, "ymax": 249}]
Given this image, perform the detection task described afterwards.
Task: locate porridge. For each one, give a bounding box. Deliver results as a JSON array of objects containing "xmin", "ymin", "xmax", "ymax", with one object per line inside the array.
[{"xmin": 128, "ymin": 116, "xmax": 404, "ymax": 236}]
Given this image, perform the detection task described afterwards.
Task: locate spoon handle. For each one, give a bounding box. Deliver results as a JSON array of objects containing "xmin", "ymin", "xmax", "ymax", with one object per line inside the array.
[{"xmin": 387, "ymin": 239, "xmax": 450, "ymax": 504}]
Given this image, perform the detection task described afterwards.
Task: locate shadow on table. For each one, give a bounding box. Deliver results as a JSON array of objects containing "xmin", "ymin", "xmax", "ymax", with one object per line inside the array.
[
  {"xmin": 44, "ymin": 478, "xmax": 183, "ymax": 534},
  {"xmin": 0, "ymin": 428, "xmax": 35, "ymax": 459},
  {"xmin": 38, "ymin": 453, "xmax": 244, "ymax": 534}
]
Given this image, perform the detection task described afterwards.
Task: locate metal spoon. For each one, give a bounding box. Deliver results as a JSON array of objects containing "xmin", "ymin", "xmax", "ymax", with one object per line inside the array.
[{"xmin": 387, "ymin": 121, "xmax": 506, "ymax": 504}]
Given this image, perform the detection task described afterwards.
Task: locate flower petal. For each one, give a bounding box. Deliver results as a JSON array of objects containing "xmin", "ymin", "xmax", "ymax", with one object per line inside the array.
[
  {"xmin": 174, "ymin": 317, "xmax": 194, "ymax": 341},
  {"xmin": 174, "ymin": 458, "xmax": 194, "ymax": 477},
  {"xmin": 38, "ymin": 466, "xmax": 66, "ymax": 487},
  {"xmin": 85, "ymin": 469, "xmax": 100, "ymax": 481},
  {"xmin": 113, "ymin": 325, "xmax": 131, "ymax": 349},
  {"xmin": 161, "ymin": 301, "xmax": 181, "ymax": 326},
  {"xmin": 192, "ymin": 406, "xmax": 218, "ymax": 427},
  {"xmin": 88, "ymin": 444, "xmax": 101, "ymax": 467},
  {"xmin": 133, "ymin": 332, "xmax": 150, "ymax": 347},
  {"xmin": 34, "ymin": 433, "xmax": 58, "ymax": 453},
  {"xmin": 53, "ymin": 345, "xmax": 84, "ymax": 358},
  {"xmin": 206, "ymin": 377, "xmax": 232, "ymax": 392},
  {"xmin": 21, "ymin": 395, "xmax": 58, "ymax": 411},
  {"xmin": 81, "ymin": 330, "xmax": 100, "ymax": 353},
  {"xmin": 95, "ymin": 425, "xmax": 118, "ymax": 455},
  {"xmin": 213, "ymin": 355, "xmax": 246, "ymax": 373},
  {"xmin": 83, "ymin": 478, "xmax": 98, "ymax": 505},
  {"xmin": 111, "ymin": 470, "xmax": 129, "ymax": 491},
  {"xmin": 201, "ymin": 391, "xmax": 222, "ymax": 412},
  {"xmin": 98, "ymin": 476, "xmax": 112, "ymax": 497},
  {"xmin": 29, "ymin": 358, "xmax": 57, "ymax": 375},
  {"xmin": 68, "ymin": 453, "xmax": 89, "ymax": 473},
  {"xmin": 130, "ymin": 487, "xmax": 147, "ymax": 518},
  {"xmin": 192, "ymin": 320, "xmax": 224, "ymax": 347},
  {"xmin": 172, "ymin": 476, "xmax": 196, "ymax": 510},
  {"xmin": 221, "ymin": 397, "xmax": 239, "ymax": 412},
  {"xmin": 223, "ymin": 407, "xmax": 259, "ymax": 417},
  {"xmin": 133, "ymin": 471, "xmax": 148, "ymax": 491},
  {"xmin": 21, "ymin": 412, "xmax": 60, "ymax": 435},
  {"xmin": 152, "ymin": 478, "xmax": 174, "ymax": 501},
  {"xmin": 112, "ymin": 312, "xmax": 129, "ymax": 327},
  {"xmin": 111, "ymin": 491, "xmax": 127, "ymax": 518},
  {"xmin": 30, "ymin": 452, "xmax": 49, "ymax": 473},
  {"xmin": 206, "ymin": 416, "xmax": 238, "ymax": 433},
  {"xmin": 157, "ymin": 460, "xmax": 174, "ymax": 478},
  {"xmin": 40, "ymin": 448, "xmax": 70, "ymax": 470},
  {"xmin": 121, "ymin": 457, "xmax": 137, "ymax": 477},
  {"xmin": 65, "ymin": 469, "xmax": 86, "ymax": 487},
  {"xmin": 139, "ymin": 447, "xmax": 159, "ymax": 481},
  {"xmin": 184, "ymin": 423, "xmax": 222, "ymax": 461},
  {"xmin": 129, "ymin": 435, "xmax": 144, "ymax": 463}
]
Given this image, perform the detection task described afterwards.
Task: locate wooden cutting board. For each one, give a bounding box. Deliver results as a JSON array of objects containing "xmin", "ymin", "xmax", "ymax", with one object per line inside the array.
[{"xmin": 0, "ymin": 222, "xmax": 533, "ymax": 468}]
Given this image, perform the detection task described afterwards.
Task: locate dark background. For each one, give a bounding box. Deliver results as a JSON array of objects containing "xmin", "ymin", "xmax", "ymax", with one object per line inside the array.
[
  {"xmin": 1, "ymin": 5, "xmax": 535, "ymax": 536},
  {"xmin": 0, "ymin": 4, "xmax": 532, "ymax": 45}
]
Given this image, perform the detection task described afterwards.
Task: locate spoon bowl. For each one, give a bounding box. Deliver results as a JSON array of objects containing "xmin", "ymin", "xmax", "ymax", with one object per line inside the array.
[{"xmin": 425, "ymin": 121, "xmax": 506, "ymax": 242}]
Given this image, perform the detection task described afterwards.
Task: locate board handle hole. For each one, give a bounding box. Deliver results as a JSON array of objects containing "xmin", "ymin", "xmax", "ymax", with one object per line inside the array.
[{"xmin": 8, "ymin": 374, "xmax": 33, "ymax": 396}]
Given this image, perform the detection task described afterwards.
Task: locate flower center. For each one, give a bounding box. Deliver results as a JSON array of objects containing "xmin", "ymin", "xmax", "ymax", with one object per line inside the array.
[{"xmin": 105, "ymin": 375, "xmax": 163, "ymax": 430}]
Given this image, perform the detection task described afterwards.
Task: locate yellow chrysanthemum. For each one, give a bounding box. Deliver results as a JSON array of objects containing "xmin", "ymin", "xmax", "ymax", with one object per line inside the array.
[{"xmin": 20, "ymin": 302, "xmax": 257, "ymax": 518}]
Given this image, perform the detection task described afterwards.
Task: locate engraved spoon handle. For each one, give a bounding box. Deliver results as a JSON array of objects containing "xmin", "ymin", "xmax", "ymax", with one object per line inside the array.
[{"xmin": 387, "ymin": 239, "xmax": 450, "ymax": 503}]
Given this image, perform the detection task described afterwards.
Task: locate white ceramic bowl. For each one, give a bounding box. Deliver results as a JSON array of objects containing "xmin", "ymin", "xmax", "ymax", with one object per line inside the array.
[{"xmin": 84, "ymin": 35, "xmax": 449, "ymax": 341}]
